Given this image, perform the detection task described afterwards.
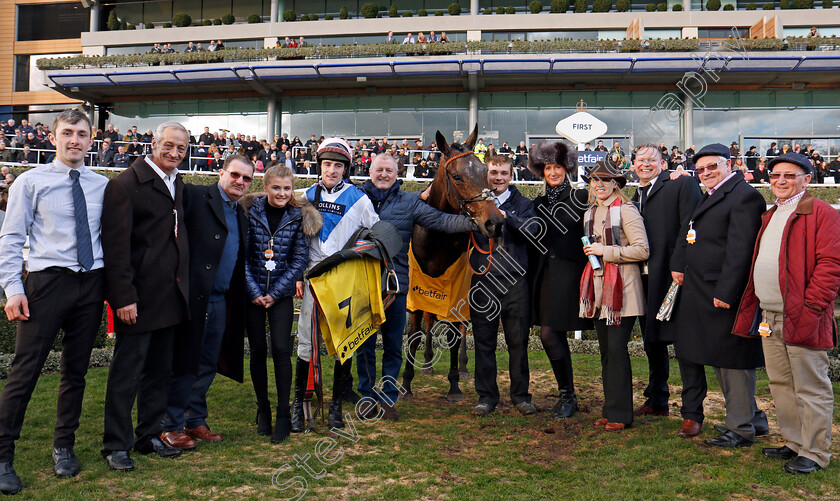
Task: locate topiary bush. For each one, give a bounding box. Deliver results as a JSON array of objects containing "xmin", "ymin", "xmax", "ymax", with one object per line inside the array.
[
  {"xmin": 119, "ymin": 19, "xmax": 127, "ymax": 30},
  {"xmin": 529, "ymin": 0, "xmax": 544, "ymax": 12},
  {"xmin": 213, "ymin": 17, "xmax": 222, "ymax": 25},
  {"xmin": 309, "ymin": 12, "xmax": 319, "ymax": 19},
  {"xmin": 780, "ymin": 0, "xmax": 790, "ymax": 7},
  {"xmin": 763, "ymin": 1, "xmax": 775, "ymax": 6},
  {"xmin": 283, "ymin": 9, "xmax": 296, "ymax": 21},
  {"xmin": 107, "ymin": 10, "xmax": 120, "ymax": 30},
  {"xmin": 822, "ymin": 0, "xmax": 832, "ymax": 7},
  {"xmin": 325, "ymin": 13, "xmax": 334, "ymax": 19},
  {"xmin": 145, "ymin": 21, "xmax": 154, "ymax": 29},
  {"xmin": 403, "ymin": 10, "xmax": 413, "ymax": 16},
  {"xmin": 723, "ymin": 3, "xmax": 735, "ymax": 8},
  {"xmin": 126, "ymin": 23, "xmax": 135, "ymax": 29},
  {"xmin": 436, "ymin": 9, "xmax": 444, "ymax": 15},
  {"xmin": 419, "ymin": 8, "xmax": 428, "ymax": 15},
  {"xmin": 247, "ymin": 13, "xmax": 262, "ymax": 23},
  {"xmin": 657, "ymin": 2, "xmax": 667, "ymax": 9},
  {"xmin": 792, "ymin": 0, "xmax": 812, "ymax": 7},
  {"xmin": 361, "ymin": 2, "xmax": 379, "ymax": 17},
  {"xmin": 340, "ymin": 6, "xmax": 349, "ymax": 18},
  {"xmin": 575, "ymin": 0, "xmax": 588, "ymax": 11},
  {"xmin": 507, "ymin": 5, "xmax": 516, "ymax": 12},
  {"xmin": 300, "ymin": 14, "xmax": 310, "ymax": 20},
  {"xmin": 389, "ymin": 4, "xmax": 398, "ymax": 17},
  {"xmin": 484, "ymin": 7, "xmax": 493, "ymax": 13},
  {"xmin": 616, "ymin": 0, "xmax": 630, "ymax": 10},
  {"xmin": 173, "ymin": 12, "xmax": 192, "ymax": 27},
  {"xmin": 646, "ymin": 2, "xmax": 656, "ymax": 9},
  {"xmin": 449, "ymin": 2, "xmax": 462, "ymax": 15},
  {"xmin": 746, "ymin": 1, "xmax": 757, "ymax": 7},
  {"xmin": 593, "ymin": 0, "xmax": 612, "ymax": 11},
  {"xmin": 163, "ymin": 22, "xmax": 172, "ymax": 27},
  {"xmin": 222, "ymin": 13, "xmax": 235, "ymax": 24},
  {"xmin": 706, "ymin": 0, "xmax": 721, "ymax": 9},
  {"xmin": 672, "ymin": 2, "xmax": 683, "ymax": 8}
]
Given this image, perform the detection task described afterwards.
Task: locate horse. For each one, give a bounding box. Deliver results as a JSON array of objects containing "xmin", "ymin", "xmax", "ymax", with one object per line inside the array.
[{"xmin": 401, "ymin": 125, "xmax": 505, "ymax": 402}]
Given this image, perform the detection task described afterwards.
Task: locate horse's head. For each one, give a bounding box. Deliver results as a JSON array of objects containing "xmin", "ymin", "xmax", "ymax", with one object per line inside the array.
[{"xmin": 433, "ymin": 126, "xmax": 505, "ymax": 238}]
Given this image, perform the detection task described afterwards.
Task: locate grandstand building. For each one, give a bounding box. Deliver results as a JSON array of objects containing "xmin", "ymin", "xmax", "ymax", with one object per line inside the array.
[{"xmin": 3, "ymin": 1, "xmax": 840, "ymax": 157}]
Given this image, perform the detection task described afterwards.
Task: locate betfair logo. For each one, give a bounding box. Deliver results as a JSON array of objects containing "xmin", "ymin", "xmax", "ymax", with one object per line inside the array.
[{"xmin": 411, "ymin": 285, "xmax": 447, "ymax": 300}]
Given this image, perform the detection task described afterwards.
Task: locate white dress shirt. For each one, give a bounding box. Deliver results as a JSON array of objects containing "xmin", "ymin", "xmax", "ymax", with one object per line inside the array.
[{"xmin": 145, "ymin": 155, "xmax": 177, "ymax": 199}]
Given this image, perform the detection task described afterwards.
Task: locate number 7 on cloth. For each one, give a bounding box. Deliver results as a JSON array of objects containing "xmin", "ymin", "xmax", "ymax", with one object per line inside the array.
[{"xmin": 309, "ymin": 257, "xmax": 386, "ymax": 363}]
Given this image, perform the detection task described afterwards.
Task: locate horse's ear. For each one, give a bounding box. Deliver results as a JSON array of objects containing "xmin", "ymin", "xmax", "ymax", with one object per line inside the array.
[
  {"xmin": 435, "ymin": 130, "xmax": 450, "ymax": 156},
  {"xmin": 464, "ymin": 124, "xmax": 478, "ymax": 150}
]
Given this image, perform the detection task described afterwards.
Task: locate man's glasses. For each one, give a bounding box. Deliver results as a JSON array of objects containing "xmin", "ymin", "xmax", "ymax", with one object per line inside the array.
[
  {"xmin": 227, "ymin": 171, "xmax": 253, "ymax": 183},
  {"xmin": 694, "ymin": 161, "xmax": 724, "ymax": 176},
  {"xmin": 769, "ymin": 173, "xmax": 808, "ymax": 181}
]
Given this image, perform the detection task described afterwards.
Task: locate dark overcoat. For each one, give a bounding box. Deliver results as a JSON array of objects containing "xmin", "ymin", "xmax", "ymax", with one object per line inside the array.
[
  {"xmin": 175, "ymin": 182, "xmax": 247, "ymax": 381},
  {"xmin": 670, "ymin": 171, "xmax": 765, "ymax": 369},
  {"xmin": 102, "ymin": 157, "xmax": 190, "ymax": 343},
  {"xmin": 632, "ymin": 171, "xmax": 702, "ymax": 342},
  {"xmin": 528, "ymin": 185, "xmax": 593, "ymax": 331}
]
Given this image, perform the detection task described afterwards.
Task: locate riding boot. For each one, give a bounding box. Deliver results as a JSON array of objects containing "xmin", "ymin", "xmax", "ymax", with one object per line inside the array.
[
  {"xmin": 328, "ymin": 360, "xmax": 349, "ymax": 430},
  {"xmin": 290, "ymin": 357, "xmax": 308, "ymax": 433},
  {"xmin": 342, "ymin": 358, "xmax": 362, "ymax": 404},
  {"xmin": 550, "ymin": 357, "xmax": 578, "ymax": 419}
]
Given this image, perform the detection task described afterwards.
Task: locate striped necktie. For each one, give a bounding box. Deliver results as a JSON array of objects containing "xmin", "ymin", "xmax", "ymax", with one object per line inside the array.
[{"xmin": 69, "ymin": 169, "xmax": 94, "ymax": 270}]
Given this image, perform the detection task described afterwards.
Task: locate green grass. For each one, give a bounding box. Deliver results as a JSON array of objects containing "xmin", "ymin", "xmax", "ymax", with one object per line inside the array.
[{"xmin": 1, "ymin": 351, "xmax": 838, "ymax": 499}]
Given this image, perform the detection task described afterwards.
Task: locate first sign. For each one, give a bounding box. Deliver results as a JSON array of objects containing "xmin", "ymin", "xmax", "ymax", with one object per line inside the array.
[{"xmin": 555, "ymin": 112, "xmax": 608, "ymax": 144}]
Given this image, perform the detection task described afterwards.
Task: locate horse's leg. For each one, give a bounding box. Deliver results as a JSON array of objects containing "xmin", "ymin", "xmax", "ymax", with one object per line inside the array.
[
  {"xmin": 447, "ymin": 323, "xmax": 464, "ymax": 402},
  {"xmin": 421, "ymin": 312, "xmax": 436, "ymax": 375},
  {"xmin": 400, "ymin": 310, "xmax": 423, "ymax": 402},
  {"xmin": 458, "ymin": 323, "xmax": 470, "ymax": 380}
]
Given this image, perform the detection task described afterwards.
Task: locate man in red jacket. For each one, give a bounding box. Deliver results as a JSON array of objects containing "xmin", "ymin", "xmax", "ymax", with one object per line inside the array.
[{"xmin": 733, "ymin": 152, "xmax": 840, "ymax": 475}]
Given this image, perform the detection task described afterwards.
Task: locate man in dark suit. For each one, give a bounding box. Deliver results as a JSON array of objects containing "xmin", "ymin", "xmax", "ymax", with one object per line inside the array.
[
  {"xmin": 100, "ymin": 121, "xmax": 190, "ymax": 471},
  {"xmin": 15, "ymin": 145, "xmax": 38, "ymax": 165},
  {"xmin": 161, "ymin": 155, "xmax": 251, "ymax": 450},
  {"xmin": 670, "ymin": 143, "xmax": 768, "ymax": 447},
  {"xmin": 630, "ymin": 144, "xmax": 702, "ymax": 418}
]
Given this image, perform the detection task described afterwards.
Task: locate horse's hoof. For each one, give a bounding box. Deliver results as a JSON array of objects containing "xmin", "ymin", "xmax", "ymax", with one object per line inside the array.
[
  {"xmin": 420, "ymin": 368, "xmax": 434, "ymax": 376},
  {"xmin": 447, "ymin": 393, "xmax": 464, "ymax": 403},
  {"xmin": 398, "ymin": 392, "xmax": 413, "ymax": 402},
  {"xmin": 459, "ymin": 371, "xmax": 470, "ymax": 380}
]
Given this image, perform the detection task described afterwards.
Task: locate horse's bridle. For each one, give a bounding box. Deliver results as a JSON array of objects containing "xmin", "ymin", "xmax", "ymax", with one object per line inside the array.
[{"xmin": 442, "ymin": 150, "xmax": 495, "ymax": 222}]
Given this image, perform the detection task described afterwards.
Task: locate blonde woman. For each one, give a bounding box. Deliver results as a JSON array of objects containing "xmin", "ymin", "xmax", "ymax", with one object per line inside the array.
[{"xmin": 581, "ymin": 160, "xmax": 649, "ymax": 431}]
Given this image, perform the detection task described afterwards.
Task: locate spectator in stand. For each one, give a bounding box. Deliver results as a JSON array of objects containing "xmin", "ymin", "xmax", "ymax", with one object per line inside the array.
[
  {"xmin": 744, "ymin": 145, "xmax": 759, "ymax": 171},
  {"xmin": 780, "ymin": 143, "xmax": 791, "ymax": 155},
  {"xmin": 18, "ymin": 120, "xmax": 33, "ymax": 136},
  {"xmin": 251, "ymin": 152, "xmax": 264, "ymax": 173},
  {"xmin": 199, "ymin": 127, "xmax": 214, "ymax": 145},
  {"xmin": 207, "ymin": 40, "xmax": 218, "ymax": 51},
  {"xmin": 440, "ymin": 32, "xmax": 450, "ymax": 43},
  {"xmin": 185, "ymin": 42, "xmax": 197, "ymax": 53},
  {"xmin": 595, "ymin": 139, "xmax": 608, "ymax": 152},
  {"xmin": 282, "ymin": 36, "xmax": 292, "ymax": 48},
  {"xmin": 730, "ymin": 142, "xmax": 740, "ymax": 161},
  {"xmin": 415, "ymin": 157, "xmax": 435, "ymax": 178},
  {"xmin": 514, "ymin": 141, "xmax": 528, "ymax": 169},
  {"xmin": 429, "ymin": 30, "xmax": 439, "ymax": 43},
  {"xmin": 766, "ymin": 142, "xmax": 780, "ymax": 159},
  {"xmin": 196, "ymin": 43, "xmax": 204, "ymax": 51},
  {"xmin": 288, "ymin": 37, "xmax": 298, "ymax": 48},
  {"xmin": 216, "ymin": 40, "xmax": 225, "ymax": 50},
  {"xmin": 297, "ymin": 37, "xmax": 306, "ymax": 47},
  {"xmin": 113, "ymin": 146, "xmax": 130, "ymax": 168},
  {"xmin": 17, "ymin": 145, "xmax": 37, "ymax": 165},
  {"xmin": 222, "ymin": 143, "xmax": 237, "ymax": 160},
  {"xmin": 396, "ymin": 148, "xmax": 409, "ymax": 176},
  {"xmin": 499, "ymin": 141, "xmax": 512, "ymax": 156},
  {"xmin": 194, "ymin": 141, "xmax": 209, "ymax": 170},
  {"xmin": 417, "ymin": 32, "xmax": 428, "ymax": 44},
  {"xmin": 208, "ymin": 151, "xmax": 223, "ymax": 171},
  {"xmin": 385, "ymin": 31, "xmax": 396, "ymax": 44},
  {"xmin": 23, "ymin": 132, "xmax": 41, "ymax": 149},
  {"xmin": 292, "ymin": 136, "xmax": 303, "ymax": 150},
  {"xmin": 373, "ymin": 139, "xmax": 386, "ymax": 155},
  {"xmin": 283, "ymin": 151, "xmax": 295, "ymax": 169},
  {"xmin": 402, "ymin": 32, "xmax": 415, "ymax": 44},
  {"xmin": 584, "ymin": 143, "xmax": 592, "ymax": 151},
  {"xmin": 165, "ymin": 43, "xmax": 176, "ymax": 53},
  {"xmin": 257, "ymin": 143, "xmax": 271, "ymax": 166},
  {"xmin": 299, "ymin": 160, "xmax": 314, "ymax": 175},
  {"xmin": 10, "ymin": 130, "xmax": 24, "ymax": 149},
  {"xmin": 793, "ymin": 143, "xmax": 801, "ymax": 154},
  {"xmin": 126, "ymin": 137, "xmax": 144, "ymax": 161},
  {"xmin": 753, "ymin": 157, "xmax": 770, "ymax": 184},
  {"xmin": 2, "ymin": 119, "xmax": 14, "ymax": 136},
  {"xmin": 658, "ymin": 142, "xmax": 668, "ymax": 158},
  {"xmin": 97, "ymin": 139, "xmax": 115, "ymax": 167},
  {"xmin": 3, "ymin": 173, "xmax": 14, "ymax": 186},
  {"xmin": 669, "ymin": 146, "xmax": 685, "ymax": 171},
  {"xmin": 734, "ymin": 157, "xmax": 752, "ymax": 181},
  {"xmin": 486, "ymin": 143, "xmax": 497, "ymax": 159},
  {"xmin": 105, "ymin": 124, "xmax": 120, "ymax": 143},
  {"xmin": 0, "ymin": 142, "xmax": 10, "ymax": 163},
  {"xmin": 611, "ymin": 141, "xmax": 625, "ymax": 163}
]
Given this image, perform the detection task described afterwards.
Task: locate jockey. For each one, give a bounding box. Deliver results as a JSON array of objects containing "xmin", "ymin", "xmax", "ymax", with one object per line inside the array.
[{"xmin": 293, "ymin": 138, "xmax": 379, "ymax": 431}]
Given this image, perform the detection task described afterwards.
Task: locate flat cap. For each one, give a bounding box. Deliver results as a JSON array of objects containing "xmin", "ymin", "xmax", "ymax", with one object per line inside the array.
[
  {"xmin": 767, "ymin": 152, "xmax": 812, "ymax": 175},
  {"xmin": 692, "ymin": 143, "xmax": 730, "ymax": 164}
]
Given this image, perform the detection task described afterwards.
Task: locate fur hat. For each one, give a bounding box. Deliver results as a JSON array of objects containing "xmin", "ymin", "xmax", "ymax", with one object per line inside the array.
[{"xmin": 528, "ymin": 141, "xmax": 576, "ymax": 180}]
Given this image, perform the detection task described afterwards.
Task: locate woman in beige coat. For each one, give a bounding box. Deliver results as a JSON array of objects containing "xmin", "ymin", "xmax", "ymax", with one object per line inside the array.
[{"xmin": 581, "ymin": 161, "xmax": 649, "ymax": 431}]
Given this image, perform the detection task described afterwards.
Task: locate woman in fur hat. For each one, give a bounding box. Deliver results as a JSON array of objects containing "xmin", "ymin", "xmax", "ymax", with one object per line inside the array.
[{"xmin": 527, "ymin": 141, "xmax": 592, "ymax": 419}]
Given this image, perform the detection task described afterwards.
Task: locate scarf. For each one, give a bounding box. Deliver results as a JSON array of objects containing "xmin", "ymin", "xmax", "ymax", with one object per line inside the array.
[
  {"xmin": 579, "ymin": 196, "xmax": 624, "ymax": 326},
  {"xmin": 362, "ymin": 179, "xmax": 401, "ymax": 214},
  {"xmin": 545, "ymin": 180, "xmax": 569, "ymax": 207}
]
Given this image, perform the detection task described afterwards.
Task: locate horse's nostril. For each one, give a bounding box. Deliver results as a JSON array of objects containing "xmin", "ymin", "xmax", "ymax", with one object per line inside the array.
[{"xmin": 484, "ymin": 221, "xmax": 494, "ymax": 233}]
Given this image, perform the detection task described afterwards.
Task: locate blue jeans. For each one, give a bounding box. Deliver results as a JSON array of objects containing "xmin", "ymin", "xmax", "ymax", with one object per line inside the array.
[
  {"xmin": 164, "ymin": 299, "xmax": 227, "ymax": 431},
  {"xmin": 355, "ymin": 293, "xmax": 406, "ymax": 405}
]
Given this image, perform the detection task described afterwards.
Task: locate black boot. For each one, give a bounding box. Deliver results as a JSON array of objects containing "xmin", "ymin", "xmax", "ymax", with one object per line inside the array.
[
  {"xmin": 290, "ymin": 357, "xmax": 308, "ymax": 433},
  {"xmin": 328, "ymin": 360, "xmax": 349, "ymax": 430},
  {"xmin": 342, "ymin": 361, "xmax": 362, "ymax": 405},
  {"xmin": 272, "ymin": 407, "xmax": 291, "ymax": 443},
  {"xmin": 256, "ymin": 404, "xmax": 272, "ymax": 435},
  {"xmin": 549, "ymin": 357, "xmax": 578, "ymax": 419}
]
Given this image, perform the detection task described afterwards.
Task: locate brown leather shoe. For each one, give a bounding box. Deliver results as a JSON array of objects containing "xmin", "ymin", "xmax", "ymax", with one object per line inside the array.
[
  {"xmin": 605, "ymin": 422, "xmax": 628, "ymax": 431},
  {"xmin": 677, "ymin": 419, "xmax": 702, "ymax": 438},
  {"xmin": 634, "ymin": 404, "xmax": 670, "ymax": 417},
  {"xmin": 594, "ymin": 418, "xmax": 608, "ymax": 426},
  {"xmin": 185, "ymin": 425, "xmax": 223, "ymax": 442},
  {"xmin": 160, "ymin": 431, "xmax": 197, "ymax": 450}
]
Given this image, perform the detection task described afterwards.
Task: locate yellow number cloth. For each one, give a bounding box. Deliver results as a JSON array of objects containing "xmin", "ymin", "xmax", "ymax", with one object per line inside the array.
[{"xmin": 406, "ymin": 243, "xmax": 472, "ymax": 322}]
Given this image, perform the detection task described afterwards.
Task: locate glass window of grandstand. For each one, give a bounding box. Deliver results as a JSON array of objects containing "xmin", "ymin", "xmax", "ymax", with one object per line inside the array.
[
  {"xmin": 14, "ymin": 56, "xmax": 30, "ymax": 92},
  {"xmin": 17, "ymin": 3, "xmax": 89, "ymax": 41}
]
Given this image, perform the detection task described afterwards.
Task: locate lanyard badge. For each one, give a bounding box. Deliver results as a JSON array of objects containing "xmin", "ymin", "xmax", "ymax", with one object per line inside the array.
[{"xmin": 686, "ymin": 221, "xmax": 696, "ymax": 245}]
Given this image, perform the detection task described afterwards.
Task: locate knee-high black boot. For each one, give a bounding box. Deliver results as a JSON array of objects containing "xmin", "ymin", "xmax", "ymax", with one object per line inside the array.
[
  {"xmin": 328, "ymin": 360, "xmax": 351, "ymax": 430},
  {"xmin": 550, "ymin": 356, "xmax": 578, "ymax": 419},
  {"xmin": 290, "ymin": 357, "xmax": 308, "ymax": 433}
]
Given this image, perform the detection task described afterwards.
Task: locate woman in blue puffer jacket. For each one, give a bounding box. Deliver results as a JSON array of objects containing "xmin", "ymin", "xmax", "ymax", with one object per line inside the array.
[{"xmin": 243, "ymin": 165, "xmax": 321, "ymax": 443}]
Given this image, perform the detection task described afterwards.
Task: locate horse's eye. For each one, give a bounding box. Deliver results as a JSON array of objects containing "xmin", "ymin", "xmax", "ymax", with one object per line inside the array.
[{"xmin": 453, "ymin": 174, "xmax": 462, "ymax": 182}]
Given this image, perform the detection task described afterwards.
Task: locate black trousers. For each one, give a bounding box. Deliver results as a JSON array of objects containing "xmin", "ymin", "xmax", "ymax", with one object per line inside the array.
[
  {"xmin": 594, "ymin": 317, "xmax": 636, "ymax": 425},
  {"xmin": 637, "ymin": 316, "xmax": 671, "ymax": 412},
  {"xmin": 245, "ymin": 297, "xmax": 294, "ymax": 412},
  {"xmin": 470, "ymin": 275, "xmax": 531, "ymax": 408},
  {"xmin": 102, "ymin": 326, "xmax": 176, "ymax": 452},
  {"xmin": 0, "ymin": 268, "xmax": 104, "ymax": 461}
]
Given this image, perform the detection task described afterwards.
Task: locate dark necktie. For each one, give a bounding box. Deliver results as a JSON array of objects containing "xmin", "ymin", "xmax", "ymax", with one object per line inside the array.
[
  {"xmin": 69, "ymin": 169, "xmax": 94, "ymax": 270},
  {"xmin": 639, "ymin": 184, "xmax": 650, "ymax": 207}
]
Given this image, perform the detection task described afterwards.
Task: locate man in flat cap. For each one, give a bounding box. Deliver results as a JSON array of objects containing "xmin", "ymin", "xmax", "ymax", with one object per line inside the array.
[
  {"xmin": 669, "ymin": 143, "xmax": 769, "ymax": 446},
  {"xmin": 733, "ymin": 152, "xmax": 840, "ymax": 474}
]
